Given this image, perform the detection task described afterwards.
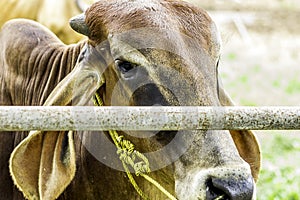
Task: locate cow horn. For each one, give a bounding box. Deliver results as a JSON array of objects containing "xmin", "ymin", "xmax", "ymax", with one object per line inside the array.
[{"xmin": 69, "ymin": 13, "xmax": 90, "ymax": 36}]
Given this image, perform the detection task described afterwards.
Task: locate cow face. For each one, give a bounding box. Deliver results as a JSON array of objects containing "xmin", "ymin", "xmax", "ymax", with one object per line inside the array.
[{"xmin": 67, "ymin": 0, "xmax": 261, "ymax": 199}]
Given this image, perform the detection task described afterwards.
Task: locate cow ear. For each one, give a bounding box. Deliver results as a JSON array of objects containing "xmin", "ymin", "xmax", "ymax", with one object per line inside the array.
[
  {"xmin": 218, "ymin": 86, "xmax": 261, "ymax": 182},
  {"xmin": 9, "ymin": 45, "xmax": 105, "ymax": 199},
  {"xmin": 69, "ymin": 13, "xmax": 90, "ymax": 36},
  {"xmin": 9, "ymin": 131, "xmax": 76, "ymax": 200}
]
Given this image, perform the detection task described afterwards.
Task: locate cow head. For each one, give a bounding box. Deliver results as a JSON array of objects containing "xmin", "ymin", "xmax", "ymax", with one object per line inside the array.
[
  {"xmin": 10, "ymin": 0, "xmax": 261, "ymax": 199},
  {"xmin": 69, "ymin": 1, "xmax": 261, "ymax": 199}
]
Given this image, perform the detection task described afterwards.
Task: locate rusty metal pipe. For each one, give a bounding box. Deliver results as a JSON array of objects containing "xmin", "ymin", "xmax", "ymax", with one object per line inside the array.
[{"xmin": 0, "ymin": 106, "xmax": 299, "ymax": 131}]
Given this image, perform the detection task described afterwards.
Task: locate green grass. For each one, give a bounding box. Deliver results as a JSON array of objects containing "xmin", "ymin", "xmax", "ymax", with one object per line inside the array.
[
  {"xmin": 257, "ymin": 133, "xmax": 300, "ymax": 200},
  {"xmin": 238, "ymin": 75, "xmax": 249, "ymax": 84},
  {"xmin": 285, "ymin": 78, "xmax": 300, "ymax": 94},
  {"xmin": 272, "ymin": 79, "xmax": 281, "ymax": 88},
  {"xmin": 227, "ymin": 52, "xmax": 237, "ymax": 60},
  {"xmin": 252, "ymin": 64, "xmax": 262, "ymax": 73},
  {"xmin": 239, "ymin": 98, "xmax": 257, "ymax": 106}
]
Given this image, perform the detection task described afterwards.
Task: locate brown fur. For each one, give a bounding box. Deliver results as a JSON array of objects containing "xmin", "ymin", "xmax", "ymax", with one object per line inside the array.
[
  {"xmin": 0, "ymin": 19, "xmax": 84, "ymax": 199},
  {"xmin": 0, "ymin": 0, "xmax": 260, "ymax": 199},
  {"xmin": 0, "ymin": 0, "xmax": 88, "ymax": 44},
  {"xmin": 85, "ymin": 0, "xmax": 216, "ymax": 55}
]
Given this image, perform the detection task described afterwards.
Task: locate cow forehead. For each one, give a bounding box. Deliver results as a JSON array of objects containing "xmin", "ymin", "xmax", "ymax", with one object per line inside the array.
[
  {"xmin": 90, "ymin": 27, "xmax": 217, "ymax": 81},
  {"xmin": 106, "ymin": 28, "xmax": 216, "ymax": 70},
  {"xmin": 85, "ymin": 0, "xmax": 220, "ymax": 59}
]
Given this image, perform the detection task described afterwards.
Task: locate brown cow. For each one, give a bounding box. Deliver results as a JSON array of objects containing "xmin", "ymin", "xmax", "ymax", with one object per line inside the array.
[
  {"xmin": 0, "ymin": 0, "xmax": 94, "ymax": 44},
  {"xmin": 0, "ymin": 0, "xmax": 260, "ymax": 199}
]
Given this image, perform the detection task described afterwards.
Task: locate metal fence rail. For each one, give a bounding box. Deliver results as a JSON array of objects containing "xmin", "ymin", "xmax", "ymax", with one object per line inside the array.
[{"xmin": 0, "ymin": 106, "xmax": 299, "ymax": 131}]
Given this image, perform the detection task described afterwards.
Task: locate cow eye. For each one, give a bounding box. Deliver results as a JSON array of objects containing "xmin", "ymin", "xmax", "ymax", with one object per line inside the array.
[{"xmin": 115, "ymin": 59, "xmax": 135, "ymax": 73}]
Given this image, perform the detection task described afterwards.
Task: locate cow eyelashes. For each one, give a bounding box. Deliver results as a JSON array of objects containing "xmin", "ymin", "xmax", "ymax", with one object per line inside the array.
[{"xmin": 115, "ymin": 59, "xmax": 136, "ymax": 73}]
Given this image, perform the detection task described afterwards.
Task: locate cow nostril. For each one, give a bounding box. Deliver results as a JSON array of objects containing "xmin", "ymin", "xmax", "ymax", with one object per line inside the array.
[
  {"xmin": 205, "ymin": 176, "xmax": 254, "ymax": 200},
  {"xmin": 206, "ymin": 178, "xmax": 230, "ymax": 200}
]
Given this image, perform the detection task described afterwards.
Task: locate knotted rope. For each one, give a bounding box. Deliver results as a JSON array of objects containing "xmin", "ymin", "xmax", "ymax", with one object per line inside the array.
[{"xmin": 92, "ymin": 92, "xmax": 177, "ymax": 200}]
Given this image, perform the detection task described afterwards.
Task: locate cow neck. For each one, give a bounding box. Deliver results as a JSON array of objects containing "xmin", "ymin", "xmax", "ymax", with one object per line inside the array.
[{"xmin": 92, "ymin": 91, "xmax": 177, "ymax": 200}]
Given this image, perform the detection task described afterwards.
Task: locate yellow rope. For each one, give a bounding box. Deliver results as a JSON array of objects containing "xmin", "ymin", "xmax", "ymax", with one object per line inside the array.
[
  {"xmin": 141, "ymin": 174, "xmax": 177, "ymax": 200},
  {"xmin": 93, "ymin": 92, "xmax": 177, "ymax": 200}
]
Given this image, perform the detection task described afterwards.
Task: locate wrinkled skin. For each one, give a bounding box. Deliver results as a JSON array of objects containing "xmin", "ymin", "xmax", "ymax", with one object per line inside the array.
[{"xmin": 0, "ymin": 0, "xmax": 261, "ymax": 199}]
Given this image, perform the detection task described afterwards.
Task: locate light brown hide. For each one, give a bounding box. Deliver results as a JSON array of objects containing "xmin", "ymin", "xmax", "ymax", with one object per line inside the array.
[{"xmin": 0, "ymin": 0, "xmax": 260, "ymax": 199}]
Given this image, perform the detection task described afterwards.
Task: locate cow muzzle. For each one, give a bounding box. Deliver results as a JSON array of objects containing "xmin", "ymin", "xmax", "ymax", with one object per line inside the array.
[
  {"xmin": 206, "ymin": 175, "xmax": 254, "ymax": 200},
  {"xmin": 175, "ymin": 166, "xmax": 255, "ymax": 200}
]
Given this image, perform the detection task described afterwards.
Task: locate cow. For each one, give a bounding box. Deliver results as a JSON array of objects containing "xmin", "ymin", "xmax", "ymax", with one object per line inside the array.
[
  {"xmin": 0, "ymin": 0, "xmax": 94, "ymax": 44},
  {"xmin": 0, "ymin": 0, "xmax": 261, "ymax": 199}
]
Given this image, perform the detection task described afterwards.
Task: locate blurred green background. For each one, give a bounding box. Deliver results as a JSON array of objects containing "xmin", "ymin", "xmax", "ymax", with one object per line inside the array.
[{"xmin": 190, "ymin": 0, "xmax": 300, "ymax": 199}]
